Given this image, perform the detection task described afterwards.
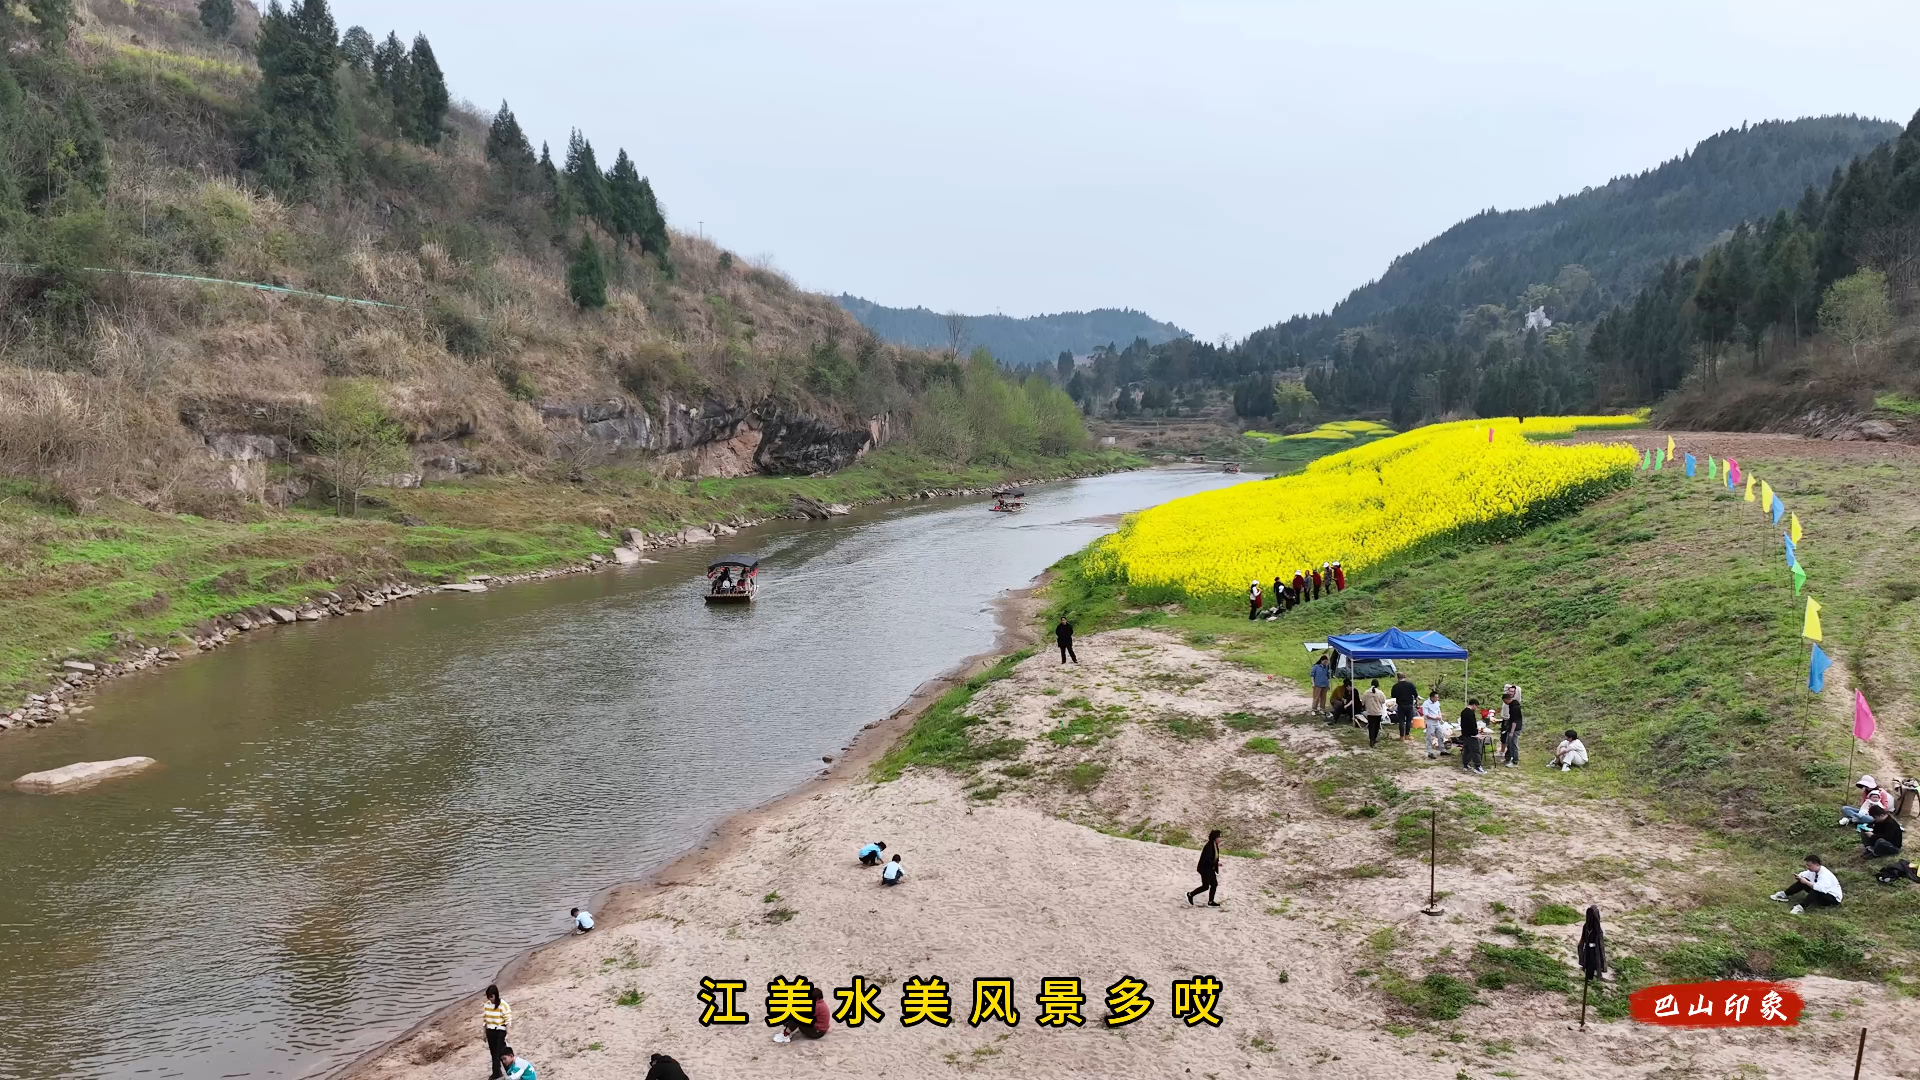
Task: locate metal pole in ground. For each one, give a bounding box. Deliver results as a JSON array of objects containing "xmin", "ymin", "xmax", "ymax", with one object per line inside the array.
[
  {"xmin": 1854, "ymin": 1027, "xmax": 1867, "ymax": 1080},
  {"xmin": 1422, "ymin": 809, "xmax": 1444, "ymax": 916}
]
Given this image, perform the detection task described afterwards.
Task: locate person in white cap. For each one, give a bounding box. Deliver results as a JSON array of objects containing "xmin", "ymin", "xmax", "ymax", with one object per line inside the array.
[
  {"xmin": 1248, "ymin": 579, "xmax": 1263, "ymax": 621},
  {"xmin": 1841, "ymin": 775, "xmax": 1894, "ymax": 826}
]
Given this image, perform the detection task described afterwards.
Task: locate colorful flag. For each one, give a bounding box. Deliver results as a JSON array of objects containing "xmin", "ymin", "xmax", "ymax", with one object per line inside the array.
[
  {"xmin": 1708, "ymin": 456, "xmax": 1718, "ymax": 480},
  {"xmin": 1791, "ymin": 562, "xmax": 1806, "ymax": 595},
  {"xmin": 1760, "ymin": 480, "xmax": 1775, "ymax": 512},
  {"xmin": 1685, "ymin": 453, "xmax": 1696, "ymax": 477},
  {"xmin": 1488, "ymin": 427, "xmax": 1494, "ymax": 442},
  {"xmin": 1809, "ymin": 644, "xmax": 1833, "ymax": 693},
  {"xmin": 1772, "ymin": 497, "xmax": 1785, "ymax": 526},
  {"xmin": 1802, "ymin": 596, "xmax": 1822, "ymax": 642},
  {"xmin": 1744, "ymin": 474, "xmax": 1755, "ymax": 502},
  {"xmin": 1725, "ymin": 462, "xmax": 1735, "ymax": 490},
  {"xmin": 1784, "ymin": 534, "xmax": 1796, "ymax": 568},
  {"xmin": 1655, "ymin": 448, "xmax": 1665, "ymax": 470},
  {"xmin": 1789, "ymin": 513, "xmax": 1802, "ymax": 545},
  {"xmin": 1666, "ymin": 435, "xmax": 1676, "ymax": 456},
  {"xmin": 1640, "ymin": 449, "xmax": 1649, "ymax": 471},
  {"xmin": 1855, "ymin": 691, "xmax": 1877, "ymax": 741}
]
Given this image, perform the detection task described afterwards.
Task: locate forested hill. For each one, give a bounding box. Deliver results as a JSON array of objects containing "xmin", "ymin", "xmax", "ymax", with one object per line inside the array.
[
  {"xmin": 837, "ymin": 295, "xmax": 1188, "ymax": 366},
  {"xmin": 1242, "ymin": 115, "xmax": 1898, "ymax": 365}
]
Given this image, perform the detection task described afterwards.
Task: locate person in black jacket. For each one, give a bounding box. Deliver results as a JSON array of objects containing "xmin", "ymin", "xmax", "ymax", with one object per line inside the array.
[
  {"xmin": 1459, "ymin": 699, "xmax": 1485, "ymax": 773},
  {"xmin": 1499, "ymin": 687, "xmax": 1523, "ymax": 767},
  {"xmin": 1390, "ymin": 673, "xmax": 1418, "ymax": 741},
  {"xmin": 1056, "ymin": 617, "xmax": 1077, "ymax": 664},
  {"xmin": 645, "ymin": 1053, "xmax": 690, "ymax": 1080},
  {"xmin": 1863, "ymin": 805, "xmax": 1905, "ymax": 858},
  {"xmin": 1186, "ymin": 829, "xmax": 1222, "ymax": 906}
]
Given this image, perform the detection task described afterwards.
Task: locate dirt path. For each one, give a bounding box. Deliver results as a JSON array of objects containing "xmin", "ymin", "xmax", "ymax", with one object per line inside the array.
[
  {"xmin": 353, "ymin": 629, "xmax": 1919, "ymax": 1080},
  {"xmin": 1563, "ymin": 428, "xmax": 1920, "ymax": 462}
]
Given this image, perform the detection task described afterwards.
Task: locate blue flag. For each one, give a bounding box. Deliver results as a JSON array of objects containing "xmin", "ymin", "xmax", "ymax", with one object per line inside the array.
[
  {"xmin": 1784, "ymin": 534, "xmax": 1796, "ymax": 569},
  {"xmin": 1725, "ymin": 467, "xmax": 1734, "ymax": 491},
  {"xmin": 1772, "ymin": 497, "xmax": 1786, "ymax": 526},
  {"xmin": 1684, "ymin": 453, "xmax": 1696, "ymax": 477},
  {"xmin": 1809, "ymin": 643, "xmax": 1833, "ymax": 693}
]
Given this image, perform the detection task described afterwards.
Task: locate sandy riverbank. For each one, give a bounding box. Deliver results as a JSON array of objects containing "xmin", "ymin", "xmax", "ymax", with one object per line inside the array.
[{"xmin": 349, "ymin": 618, "xmax": 1919, "ymax": 1079}]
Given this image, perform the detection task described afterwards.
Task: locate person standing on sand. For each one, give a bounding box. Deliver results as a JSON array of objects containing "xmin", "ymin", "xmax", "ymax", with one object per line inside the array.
[
  {"xmin": 1460, "ymin": 699, "xmax": 1485, "ymax": 773},
  {"xmin": 1056, "ymin": 617, "xmax": 1078, "ymax": 664},
  {"xmin": 1310, "ymin": 655, "xmax": 1331, "ymax": 714},
  {"xmin": 482, "ymin": 985, "xmax": 511, "ymax": 1079},
  {"xmin": 1390, "ymin": 672, "xmax": 1418, "ymax": 741},
  {"xmin": 1187, "ymin": 829, "xmax": 1222, "ymax": 906},
  {"xmin": 1361, "ymin": 680, "xmax": 1388, "ymax": 747}
]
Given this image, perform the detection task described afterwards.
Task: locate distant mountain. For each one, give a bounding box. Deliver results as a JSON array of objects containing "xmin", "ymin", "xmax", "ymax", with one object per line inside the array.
[
  {"xmin": 837, "ymin": 295, "xmax": 1188, "ymax": 366},
  {"xmin": 1243, "ymin": 114, "xmax": 1901, "ymax": 364}
]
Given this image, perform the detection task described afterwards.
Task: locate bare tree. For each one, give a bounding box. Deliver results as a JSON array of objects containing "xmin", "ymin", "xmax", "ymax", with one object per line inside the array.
[
  {"xmin": 943, "ymin": 310, "xmax": 970, "ymax": 358},
  {"xmin": 1858, "ymin": 223, "xmax": 1920, "ymax": 317}
]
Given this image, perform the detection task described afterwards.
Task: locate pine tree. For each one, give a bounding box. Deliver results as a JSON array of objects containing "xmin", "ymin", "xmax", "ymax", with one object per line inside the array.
[
  {"xmin": 485, "ymin": 101, "xmax": 538, "ymax": 191},
  {"xmin": 537, "ymin": 141, "xmax": 557, "ymax": 190},
  {"xmin": 371, "ymin": 30, "xmax": 411, "ymax": 119},
  {"xmin": 563, "ymin": 130, "xmax": 608, "ymax": 225},
  {"xmin": 634, "ymin": 176, "xmax": 669, "ymax": 258},
  {"xmin": 251, "ymin": 0, "xmax": 347, "ymax": 194},
  {"xmin": 341, "ymin": 25, "xmax": 374, "ymax": 73},
  {"xmin": 199, "ymin": 0, "xmax": 236, "ymax": 36},
  {"xmin": 567, "ymin": 233, "xmax": 608, "ymax": 309},
  {"xmin": 0, "ymin": 58, "xmax": 24, "ymax": 223},
  {"xmin": 604, "ymin": 149, "xmax": 644, "ymax": 240},
  {"xmin": 407, "ymin": 33, "xmax": 448, "ymax": 146}
]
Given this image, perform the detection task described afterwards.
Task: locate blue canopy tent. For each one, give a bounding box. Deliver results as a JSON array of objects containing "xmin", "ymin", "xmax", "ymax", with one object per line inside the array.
[{"xmin": 1327, "ymin": 627, "xmax": 1472, "ymax": 703}]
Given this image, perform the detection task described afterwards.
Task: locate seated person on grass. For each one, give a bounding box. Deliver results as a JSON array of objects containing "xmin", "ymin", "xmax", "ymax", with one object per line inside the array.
[
  {"xmin": 1863, "ymin": 805, "xmax": 1904, "ymax": 859},
  {"xmin": 1770, "ymin": 854, "xmax": 1843, "ymax": 914},
  {"xmin": 1552, "ymin": 730, "xmax": 1588, "ymax": 771}
]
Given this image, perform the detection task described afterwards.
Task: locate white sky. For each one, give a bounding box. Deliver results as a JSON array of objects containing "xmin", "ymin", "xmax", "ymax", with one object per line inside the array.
[{"xmin": 328, "ymin": 0, "xmax": 1920, "ymax": 341}]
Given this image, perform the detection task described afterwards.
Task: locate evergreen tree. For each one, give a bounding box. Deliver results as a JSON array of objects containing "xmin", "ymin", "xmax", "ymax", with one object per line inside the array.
[
  {"xmin": 0, "ymin": 59, "xmax": 24, "ymax": 223},
  {"xmin": 634, "ymin": 176, "xmax": 669, "ymax": 258},
  {"xmin": 199, "ymin": 0, "xmax": 236, "ymax": 37},
  {"xmin": 604, "ymin": 148, "xmax": 644, "ymax": 240},
  {"xmin": 407, "ymin": 33, "xmax": 448, "ymax": 146},
  {"xmin": 537, "ymin": 140, "xmax": 557, "ymax": 190},
  {"xmin": 567, "ymin": 233, "xmax": 608, "ymax": 309},
  {"xmin": 251, "ymin": 0, "xmax": 347, "ymax": 194},
  {"xmin": 485, "ymin": 101, "xmax": 538, "ymax": 191},
  {"xmin": 340, "ymin": 25, "xmax": 375, "ymax": 73},
  {"xmin": 371, "ymin": 30, "xmax": 411, "ymax": 118},
  {"xmin": 563, "ymin": 129, "xmax": 608, "ymax": 224},
  {"xmin": 1056, "ymin": 350, "xmax": 1073, "ymax": 381}
]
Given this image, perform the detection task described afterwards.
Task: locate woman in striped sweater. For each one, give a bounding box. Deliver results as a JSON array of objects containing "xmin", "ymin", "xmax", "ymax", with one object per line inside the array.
[{"xmin": 483, "ymin": 985, "xmax": 511, "ymax": 1078}]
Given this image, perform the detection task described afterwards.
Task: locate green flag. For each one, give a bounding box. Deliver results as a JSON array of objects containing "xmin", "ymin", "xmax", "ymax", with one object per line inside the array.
[
  {"xmin": 1640, "ymin": 449, "xmax": 1649, "ymax": 471},
  {"xmin": 1792, "ymin": 562, "xmax": 1806, "ymax": 595},
  {"xmin": 1656, "ymin": 448, "xmax": 1665, "ymax": 470},
  {"xmin": 1708, "ymin": 456, "xmax": 1718, "ymax": 480}
]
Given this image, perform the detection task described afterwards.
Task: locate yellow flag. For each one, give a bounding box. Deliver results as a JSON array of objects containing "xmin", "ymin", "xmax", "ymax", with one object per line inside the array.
[
  {"xmin": 1744, "ymin": 474, "xmax": 1755, "ymax": 502},
  {"xmin": 1666, "ymin": 435, "xmax": 1676, "ymax": 456},
  {"xmin": 1789, "ymin": 513, "xmax": 1803, "ymax": 544},
  {"xmin": 1803, "ymin": 596, "xmax": 1823, "ymax": 642},
  {"xmin": 1760, "ymin": 480, "xmax": 1775, "ymax": 513}
]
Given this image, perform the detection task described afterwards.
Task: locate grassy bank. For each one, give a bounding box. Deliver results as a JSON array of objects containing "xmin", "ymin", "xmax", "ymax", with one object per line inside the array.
[
  {"xmin": 1040, "ymin": 451, "xmax": 1920, "ymax": 985},
  {"xmin": 0, "ymin": 446, "xmax": 1136, "ymax": 702}
]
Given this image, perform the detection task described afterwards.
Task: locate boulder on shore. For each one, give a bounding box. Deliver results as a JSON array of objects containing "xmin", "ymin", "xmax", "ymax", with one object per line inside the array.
[
  {"xmin": 440, "ymin": 582, "xmax": 489, "ymax": 593},
  {"xmin": 610, "ymin": 546, "xmax": 642, "ymax": 565},
  {"xmin": 14, "ymin": 756, "xmax": 158, "ymax": 793}
]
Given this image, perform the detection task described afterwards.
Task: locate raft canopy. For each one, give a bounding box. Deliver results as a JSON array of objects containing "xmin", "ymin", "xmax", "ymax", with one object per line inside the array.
[{"xmin": 707, "ymin": 556, "xmax": 760, "ymax": 572}]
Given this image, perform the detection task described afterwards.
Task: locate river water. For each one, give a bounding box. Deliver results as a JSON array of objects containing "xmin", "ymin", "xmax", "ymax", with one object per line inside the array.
[{"xmin": 0, "ymin": 467, "xmax": 1251, "ymax": 1080}]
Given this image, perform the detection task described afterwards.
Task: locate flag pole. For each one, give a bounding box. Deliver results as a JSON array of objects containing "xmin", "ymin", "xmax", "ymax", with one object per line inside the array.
[
  {"xmin": 1847, "ymin": 737, "xmax": 1857, "ymax": 792},
  {"xmin": 1421, "ymin": 809, "xmax": 1444, "ymax": 916},
  {"xmin": 1854, "ymin": 1027, "xmax": 1867, "ymax": 1080}
]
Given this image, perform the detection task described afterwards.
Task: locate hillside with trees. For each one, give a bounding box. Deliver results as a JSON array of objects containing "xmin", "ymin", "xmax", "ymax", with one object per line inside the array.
[
  {"xmin": 0, "ymin": 0, "xmax": 1089, "ymax": 519},
  {"xmin": 1058, "ymin": 115, "xmax": 1918, "ymax": 439},
  {"xmin": 836, "ymin": 294, "xmax": 1187, "ymax": 368}
]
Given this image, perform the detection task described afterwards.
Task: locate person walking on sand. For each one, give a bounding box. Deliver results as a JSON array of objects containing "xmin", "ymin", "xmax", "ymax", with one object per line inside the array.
[
  {"xmin": 1248, "ymin": 580, "xmax": 1263, "ymax": 621},
  {"xmin": 1459, "ymin": 699, "xmax": 1485, "ymax": 773},
  {"xmin": 1361, "ymin": 680, "xmax": 1388, "ymax": 747},
  {"xmin": 1310, "ymin": 654, "xmax": 1331, "ymax": 715},
  {"xmin": 482, "ymin": 985, "xmax": 511, "ymax": 1079},
  {"xmin": 1187, "ymin": 829, "xmax": 1222, "ymax": 906},
  {"xmin": 1056, "ymin": 616, "xmax": 1078, "ymax": 664}
]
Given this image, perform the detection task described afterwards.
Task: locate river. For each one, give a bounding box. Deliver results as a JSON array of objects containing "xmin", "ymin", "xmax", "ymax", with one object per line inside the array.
[{"xmin": 0, "ymin": 467, "xmax": 1252, "ymax": 1080}]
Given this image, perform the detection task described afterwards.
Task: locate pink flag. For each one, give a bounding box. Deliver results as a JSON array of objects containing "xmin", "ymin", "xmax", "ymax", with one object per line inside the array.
[
  {"xmin": 1855, "ymin": 691, "xmax": 1877, "ymax": 741},
  {"xmin": 1487, "ymin": 427, "xmax": 1494, "ymax": 442}
]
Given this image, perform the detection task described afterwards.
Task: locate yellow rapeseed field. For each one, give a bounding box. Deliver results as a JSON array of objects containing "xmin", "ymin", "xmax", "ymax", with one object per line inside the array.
[{"xmin": 1088, "ymin": 416, "xmax": 1642, "ymax": 605}]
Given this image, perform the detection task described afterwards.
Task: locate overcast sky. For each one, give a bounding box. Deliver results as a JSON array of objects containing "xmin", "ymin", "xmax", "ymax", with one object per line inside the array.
[{"xmin": 329, "ymin": 0, "xmax": 1920, "ymax": 340}]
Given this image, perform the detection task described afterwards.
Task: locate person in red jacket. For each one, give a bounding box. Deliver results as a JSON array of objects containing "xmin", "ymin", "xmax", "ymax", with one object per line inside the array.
[
  {"xmin": 1333, "ymin": 561, "xmax": 1346, "ymax": 591},
  {"xmin": 774, "ymin": 984, "xmax": 831, "ymax": 1043},
  {"xmin": 1310, "ymin": 566, "xmax": 1323, "ymax": 600}
]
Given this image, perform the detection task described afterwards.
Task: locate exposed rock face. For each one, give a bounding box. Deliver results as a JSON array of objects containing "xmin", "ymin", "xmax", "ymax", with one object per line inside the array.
[
  {"xmin": 538, "ymin": 396, "xmax": 888, "ymax": 478},
  {"xmin": 14, "ymin": 757, "xmax": 158, "ymax": 793}
]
